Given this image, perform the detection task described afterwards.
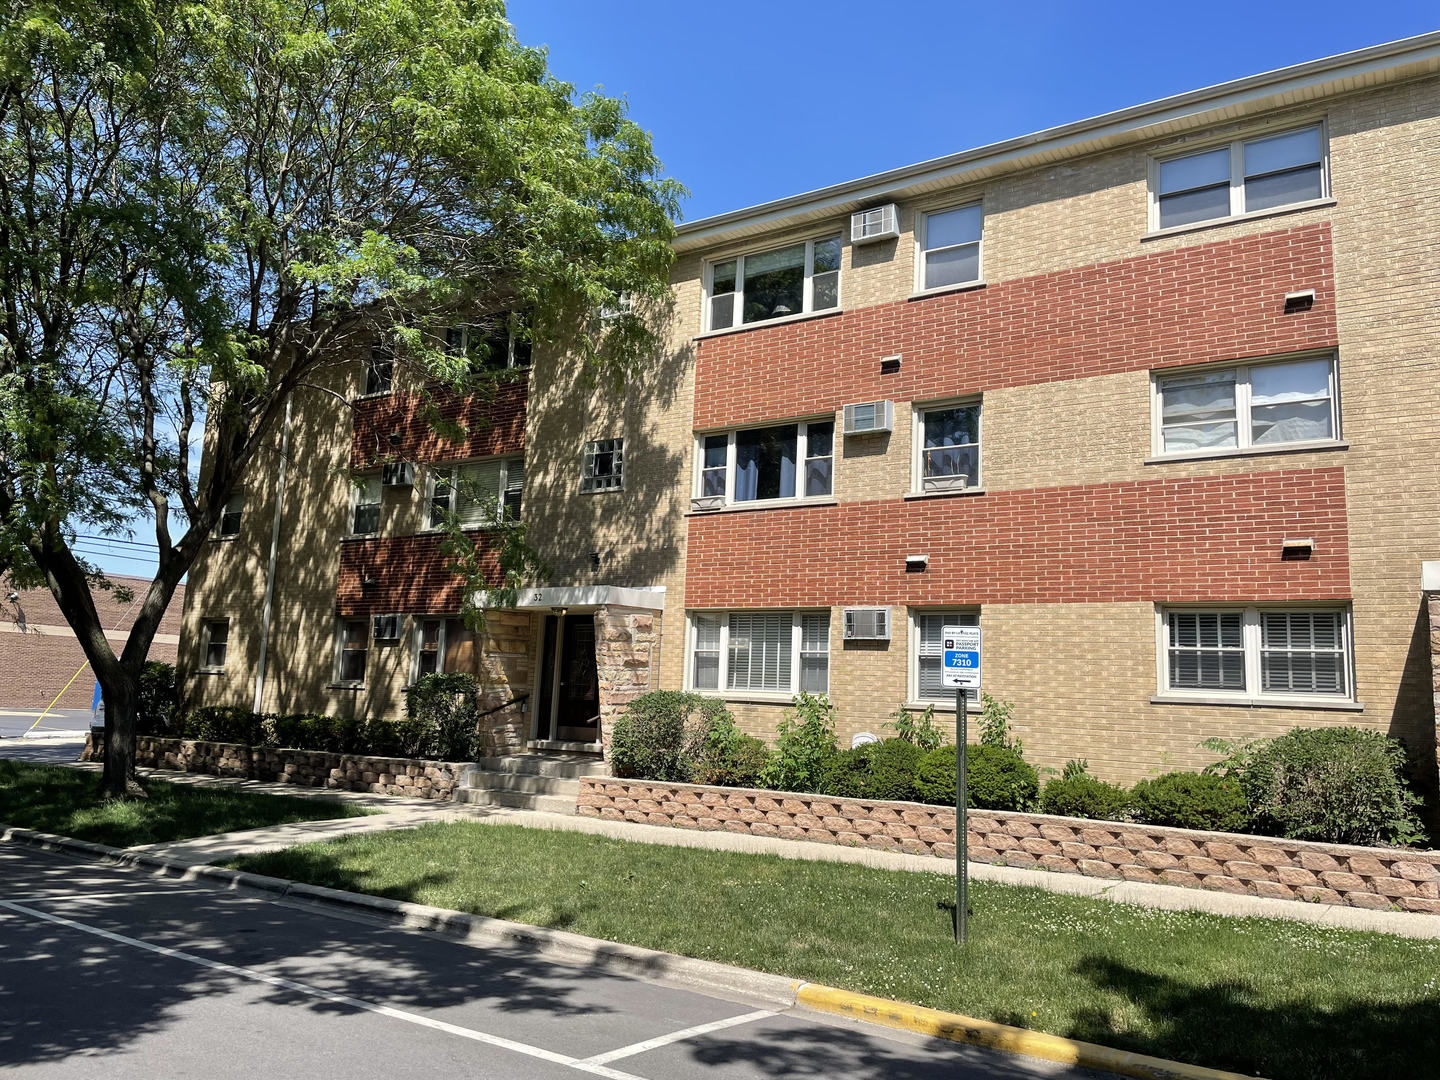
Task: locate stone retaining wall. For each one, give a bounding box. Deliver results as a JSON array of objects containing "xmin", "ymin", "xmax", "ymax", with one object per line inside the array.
[
  {"xmin": 84, "ymin": 733, "xmax": 465, "ymax": 801},
  {"xmin": 578, "ymin": 777, "xmax": 1440, "ymax": 915}
]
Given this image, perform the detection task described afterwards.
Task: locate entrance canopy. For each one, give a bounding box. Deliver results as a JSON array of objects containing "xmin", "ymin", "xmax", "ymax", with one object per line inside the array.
[{"xmin": 482, "ymin": 585, "xmax": 666, "ymax": 612}]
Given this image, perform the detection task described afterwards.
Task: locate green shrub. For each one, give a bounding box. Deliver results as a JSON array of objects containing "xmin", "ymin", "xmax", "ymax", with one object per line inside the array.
[
  {"xmin": 868, "ymin": 738, "xmax": 922, "ymax": 801},
  {"xmin": 820, "ymin": 744, "xmax": 876, "ymax": 799},
  {"xmin": 609, "ymin": 690, "xmax": 704, "ymax": 781},
  {"xmin": 913, "ymin": 744, "xmax": 1039, "ymax": 811},
  {"xmin": 885, "ymin": 704, "xmax": 945, "ymax": 751},
  {"xmin": 183, "ymin": 706, "xmax": 265, "ymax": 745},
  {"xmin": 406, "ymin": 673, "xmax": 482, "ymax": 760},
  {"xmin": 977, "ymin": 693, "xmax": 1023, "ymax": 755},
  {"xmin": 1130, "ymin": 771, "xmax": 1250, "ymax": 833},
  {"xmin": 137, "ymin": 662, "xmax": 177, "ymax": 735},
  {"xmin": 689, "ymin": 703, "xmax": 768, "ymax": 787},
  {"xmin": 1041, "ymin": 760, "xmax": 1131, "ymax": 820},
  {"xmin": 1240, "ymin": 726, "xmax": 1424, "ymax": 846},
  {"xmin": 759, "ymin": 692, "xmax": 839, "ymax": 794}
]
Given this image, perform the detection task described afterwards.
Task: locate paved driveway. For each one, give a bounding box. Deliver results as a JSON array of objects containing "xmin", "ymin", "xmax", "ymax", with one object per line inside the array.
[
  {"xmin": 0, "ymin": 844, "xmax": 1106, "ymax": 1079},
  {"xmin": 0, "ymin": 709, "xmax": 92, "ymax": 741}
]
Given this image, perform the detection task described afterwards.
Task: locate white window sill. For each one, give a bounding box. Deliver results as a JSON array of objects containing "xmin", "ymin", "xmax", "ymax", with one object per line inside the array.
[
  {"xmin": 355, "ymin": 391, "xmax": 393, "ymax": 402},
  {"xmin": 1144, "ymin": 440, "xmax": 1347, "ymax": 466},
  {"xmin": 687, "ymin": 497, "xmax": 837, "ymax": 517},
  {"xmin": 692, "ymin": 689, "xmax": 804, "ymax": 705},
  {"xmin": 209, "ymin": 534, "xmax": 239, "ymax": 543},
  {"xmin": 341, "ymin": 533, "xmax": 381, "ymax": 542},
  {"xmin": 1151, "ymin": 693, "xmax": 1362, "ymax": 712},
  {"xmin": 907, "ymin": 279, "xmax": 986, "ymax": 303},
  {"xmin": 579, "ymin": 485, "xmax": 625, "ymax": 495},
  {"xmin": 903, "ymin": 486, "xmax": 986, "ymax": 501},
  {"xmin": 903, "ymin": 699, "xmax": 980, "ymax": 713},
  {"xmin": 327, "ymin": 682, "xmax": 366, "ymax": 692},
  {"xmin": 1142, "ymin": 197, "xmax": 1337, "ymax": 242},
  {"xmin": 693, "ymin": 307, "xmax": 843, "ymax": 341},
  {"xmin": 194, "ymin": 668, "xmax": 226, "ymax": 677}
]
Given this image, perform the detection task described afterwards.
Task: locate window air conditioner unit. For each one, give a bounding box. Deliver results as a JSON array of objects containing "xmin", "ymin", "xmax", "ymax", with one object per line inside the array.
[
  {"xmin": 850, "ymin": 204, "xmax": 900, "ymax": 245},
  {"xmin": 843, "ymin": 607, "xmax": 891, "ymax": 641},
  {"xmin": 842, "ymin": 400, "xmax": 894, "ymax": 436},
  {"xmin": 381, "ymin": 462, "xmax": 415, "ymax": 488},
  {"xmin": 372, "ymin": 614, "xmax": 402, "ymax": 642}
]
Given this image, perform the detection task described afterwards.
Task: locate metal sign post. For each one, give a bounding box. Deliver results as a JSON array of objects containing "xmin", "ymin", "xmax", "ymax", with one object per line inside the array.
[{"xmin": 941, "ymin": 625, "xmax": 981, "ymax": 945}]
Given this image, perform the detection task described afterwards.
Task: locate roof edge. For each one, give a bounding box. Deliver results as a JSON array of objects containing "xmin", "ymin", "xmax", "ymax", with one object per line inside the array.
[{"xmin": 673, "ymin": 31, "xmax": 1440, "ymax": 252}]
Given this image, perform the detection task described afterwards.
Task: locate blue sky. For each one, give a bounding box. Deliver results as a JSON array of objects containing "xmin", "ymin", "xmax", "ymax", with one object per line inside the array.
[
  {"xmin": 511, "ymin": 1, "xmax": 1439, "ymax": 221},
  {"xmin": 82, "ymin": 4, "xmax": 1438, "ymax": 580}
]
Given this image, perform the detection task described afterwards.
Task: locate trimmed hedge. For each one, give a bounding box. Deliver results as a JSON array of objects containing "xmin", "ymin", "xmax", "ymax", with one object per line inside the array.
[
  {"xmin": 1130, "ymin": 771, "xmax": 1250, "ymax": 833},
  {"xmin": 913, "ymin": 744, "xmax": 1039, "ymax": 811},
  {"xmin": 1040, "ymin": 766, "xmax": 1132, "ymax": 821}
]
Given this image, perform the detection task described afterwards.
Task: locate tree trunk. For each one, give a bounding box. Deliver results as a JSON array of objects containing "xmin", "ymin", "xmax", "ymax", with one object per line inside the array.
[{"xmin": 99, "ymin": 666, "xmax": 144, "ymax": 799}]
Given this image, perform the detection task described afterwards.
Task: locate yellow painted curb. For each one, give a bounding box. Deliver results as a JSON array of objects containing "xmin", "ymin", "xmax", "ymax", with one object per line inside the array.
[{"xmin": 794, "ymin": 982, "xmax": 1262, "ymax": 1080}]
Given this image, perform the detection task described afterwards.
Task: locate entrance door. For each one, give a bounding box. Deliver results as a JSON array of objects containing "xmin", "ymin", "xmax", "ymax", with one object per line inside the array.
[{"xmin": 534, "ymin": 613, "xmax": 600, "ymax": 744}]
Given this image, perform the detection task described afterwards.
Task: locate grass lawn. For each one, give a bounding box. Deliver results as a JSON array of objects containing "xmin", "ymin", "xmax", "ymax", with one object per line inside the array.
[
  {"xmin": 234, "ymin": 821, "xmax": 1438, "ymax": 1080},
  {"xmin": 0, "ymin": 760, "xmax": 373, "ymax": 847}
]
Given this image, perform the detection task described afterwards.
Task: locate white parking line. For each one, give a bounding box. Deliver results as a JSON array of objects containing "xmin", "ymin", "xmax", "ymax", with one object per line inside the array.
[
  {"xmin": 579, "ymin": 1009, "xmax": 777, "ymax": 1065},
  {"xmin": 0, "ymin": 899, "xmax": 681, "ymax": 1080}
]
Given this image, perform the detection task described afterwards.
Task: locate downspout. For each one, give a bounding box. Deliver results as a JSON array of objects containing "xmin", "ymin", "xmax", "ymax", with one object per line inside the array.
[{"xmin": 252, "ymin": 393, "xmax": 294, "ymax": 713}]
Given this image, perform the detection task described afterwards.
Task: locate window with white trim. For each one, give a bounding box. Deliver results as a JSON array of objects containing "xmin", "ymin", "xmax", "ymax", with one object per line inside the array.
[
  {"xmin": 917, "ymin": 203, "xmax": 983, "ymax": 291},
  {"xmin": 429, "ymin": 457, "xmax": 524, "ymax": 527},
  {"xmin": 350, "ymin": 475, "xmax": 381, "ymax": 535},
  {"xmin": 445, "ymin": 313, "xmax": 531, "ymax": 370},
  {"xmin": 1151, "ymin": 124, "xmax": 1327, "ymax": 231},
  {"xmin": 414, "ymin": 617, "xmax": 445, "ymax": 679},
  {"xmin": 364, "ymin": 345, "xmax": 393, "ymax": 395},
  {"xmin": 216, "ymin": 491, "xmax": 244, "ymax": 537},
  {"xmin": 911, "ymin": 609, "xmax": 979, "ymax": 702},
  {"xmin": 581, "ymin": 439, "xmax": 624, "ymax": 493},
  {"xmin": 687, "ymin": 611, "xmax": 830, "ymax": 695},
  {"xmin": 335, "ymin": 618, "xmax": 369, "ymax": 685},
  {"xmin": 693, "ymin": 420, "xmax": 834, "ymax": 507},
  {"xmin": 199, "ymin": 619, "xmax": 229, "ymax": 671},
  {"xmin": 706, "ymin": 235, "xmax": 841, "ymax": 331},
  {"xmin": 1153, "ymin": 356, "xmax": 1337, "ymax": 457},
  {"xmin": 1159, "ymin": 607, "xmax": 1352, "ymax": 701},
  {"xmin": 913, "ymin": 401, "xmax": 981, "ymax": 492}
]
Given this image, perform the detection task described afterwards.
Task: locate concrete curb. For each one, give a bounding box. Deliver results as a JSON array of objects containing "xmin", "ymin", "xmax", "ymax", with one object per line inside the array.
[
  {"xmin": 2, "ymin": 822, "xmax": 1268, "ymax": 1078},
  {"xmin": 793, "ymin": 983, "xmax": 1259, "ymax": 1080}
]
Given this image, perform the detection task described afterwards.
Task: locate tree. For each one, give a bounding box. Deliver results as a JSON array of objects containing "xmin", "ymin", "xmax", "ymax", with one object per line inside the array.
[{"xmin": 0, "ymin": 0, "xmax": 682, "ymax": 797}]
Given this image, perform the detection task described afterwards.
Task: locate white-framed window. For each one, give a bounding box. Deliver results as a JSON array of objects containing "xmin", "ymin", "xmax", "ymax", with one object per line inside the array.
[
  {"xmin": 199, "ymin": 619, "xmax": 230, "ymax": 672},
  {"xmin": 910, "ymin": 609, "xmax": 979, "ymax": 703},
  {"xmin": 687, "ymin": 610, "xmax": 830, "ymax": 696},
  {"xmin": 916, "ymin": 202, "xmax": 983, "ymax": 292},
  {"xmin": 912, "ymin": 400, "xmax": 981, "ymax": 492},
  {"xmin": 581, "ymin": 439, "xmax": 624, "ymax": 493},
  {"xmin": 335, "ymin": 617, "xmax": 370, "ymax": 685},
  {"xmin": 1150, "ymin": 123, "xmax": 1328, "ymax": 232},
  {"xmin": 693, "ymin": 419, "xmax": 834, "ymax": 507},
  {"xmin": 1157, "ymin": 606, "xmax": 1353, "ymax": 702},
  {"xmin": 429, "ymin": 457, "xmax": 524, "ymax": 527},
  {"xmin": 350, "ymin": 475, "xmax": 382, "ymax": 535},
  {"xmin": 444, "ymin": 313, "xmax": 531, "ymax": 370},
  {"xmin": 413, "ymin": 617, "xmax": 446, "ymax": 679},
  {"xmin": 705, "ymin": 234, "xmax": 841, "ymax": 331},
  {"xmin": 364, "ymin": 345, "xmax": 394, "ymax": 396},
  {"xmin": 1152, "ymin": 355, "xmax": 1338, "ymax": 457},
  {"xmin": 216, "ymin": 491, "xmax": 244, "ymax": 537}
]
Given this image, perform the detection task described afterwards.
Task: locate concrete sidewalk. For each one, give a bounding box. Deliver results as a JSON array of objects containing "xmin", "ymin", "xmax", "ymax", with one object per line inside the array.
[{"xmin": 19, "ymin": 749, "xmax": 1440, "ymax": 939}]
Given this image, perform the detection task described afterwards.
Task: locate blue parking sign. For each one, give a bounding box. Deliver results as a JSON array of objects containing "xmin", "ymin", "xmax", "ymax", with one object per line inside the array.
[{"xmin": 941, "ymin": 625, "xmax": 982, "ymax": 690}]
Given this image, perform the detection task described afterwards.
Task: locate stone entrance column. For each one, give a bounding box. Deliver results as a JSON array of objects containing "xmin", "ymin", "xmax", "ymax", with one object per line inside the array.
[{"xmin": 593, "ymin": 605, "xmax": 663, "ymax": 755}]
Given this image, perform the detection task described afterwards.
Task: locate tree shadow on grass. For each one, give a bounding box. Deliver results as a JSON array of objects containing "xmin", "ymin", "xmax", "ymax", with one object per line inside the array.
[{"xmin": 1067, "ymin": 954, "xmax": 1440, "ymax": 1080}]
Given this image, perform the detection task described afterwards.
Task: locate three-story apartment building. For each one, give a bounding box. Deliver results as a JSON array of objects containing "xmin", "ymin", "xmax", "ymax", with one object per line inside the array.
[{"xmin": 179, "ymin": 33, "xmax": 1440, "ymax": 791}]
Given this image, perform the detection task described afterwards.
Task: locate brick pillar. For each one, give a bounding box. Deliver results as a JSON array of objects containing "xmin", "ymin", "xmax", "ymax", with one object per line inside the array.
[{"xmin": 593, "ymin": 605, "xmax": 661, "ymax": 755}]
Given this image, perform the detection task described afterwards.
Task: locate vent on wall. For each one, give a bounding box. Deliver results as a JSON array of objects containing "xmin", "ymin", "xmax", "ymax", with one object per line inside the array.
[
  {"xmin": 372, "ymin": 614, "xmax": 402, "ymax": 642},
  {"xmin": 843, "ymin": 607, "xmax": 891, "ymax": 641},
  {"xmin": 850, "ymin": 204, "xmax": 900, "ymax": 244},
  {"xmin": 843, "ymin": 400, "xmax": 894, "ymax": 436}
]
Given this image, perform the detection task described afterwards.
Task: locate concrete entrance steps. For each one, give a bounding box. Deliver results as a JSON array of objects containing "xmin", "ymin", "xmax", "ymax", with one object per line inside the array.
[{"xmin": 453, "ymin": 753, "xmax": 610, "ymax": 815}]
